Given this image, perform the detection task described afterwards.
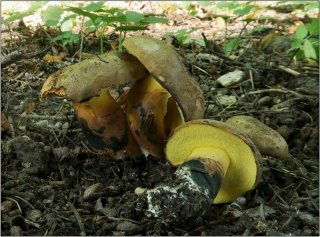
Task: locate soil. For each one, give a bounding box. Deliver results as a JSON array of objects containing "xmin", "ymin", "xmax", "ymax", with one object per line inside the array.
[{"xmin": 1, "ymin": 4, "xmax": 319, "ymax": 236}]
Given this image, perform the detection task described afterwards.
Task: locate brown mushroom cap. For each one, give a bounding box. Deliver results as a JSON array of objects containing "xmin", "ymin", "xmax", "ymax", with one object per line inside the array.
[
  {"xmin": 40, "ymin": 51, "xmax": 147, "ymax": 102},
  {"xmin": 225, "ymin": 115, "xmax": 289, "ymax": 159},
  {"xmin": 123, "ymin": 36, "xmax": 205, "ymax": 121},
  {"xmin": 165, "ymin": 119, "xmax": 262, "ymax": 204}
]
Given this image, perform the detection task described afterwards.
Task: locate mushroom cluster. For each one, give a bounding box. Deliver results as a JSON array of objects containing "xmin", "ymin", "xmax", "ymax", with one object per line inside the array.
[
  {"xmin": 41, "ymin": 35, "xmax": 289, "ymax": 221},
  {"xmin": 40, "ymin": 36, "xmax": 205, "ymax": 159}
]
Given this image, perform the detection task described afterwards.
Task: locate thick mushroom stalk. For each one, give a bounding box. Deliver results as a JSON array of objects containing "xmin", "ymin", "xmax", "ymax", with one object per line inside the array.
[
  {"xmin": 142, "ymin": 120, "xmax": 262, "ymax": 221},
  {"xmin": 125, "ymin": 75, "xmax": 184, "ymax": 157}
]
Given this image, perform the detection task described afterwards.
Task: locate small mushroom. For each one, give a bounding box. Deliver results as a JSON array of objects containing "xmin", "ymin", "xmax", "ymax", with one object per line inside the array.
[
  {"xmin": 225, "ymin": 115, "xmax": 288, "ymax": 159},
  {"xmin": 123, "ymin": 36, "xmax": 205, "ymax": 121},
  {"xmin": 125, "ymin": 75, "xmax": 184, "ymax": 157},
  {"xmin": 40, "ymin": 51, "xmax": 147, "ymax": 158},
  {"xmin": 165, "ymin": 119, "xmax": 262, "ymax": 204}
]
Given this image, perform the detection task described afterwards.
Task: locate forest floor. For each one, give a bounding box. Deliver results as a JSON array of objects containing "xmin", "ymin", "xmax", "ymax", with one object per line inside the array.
[{"xmin": 1, "ymin": 2, "xmax": 319, "ymax": 236}]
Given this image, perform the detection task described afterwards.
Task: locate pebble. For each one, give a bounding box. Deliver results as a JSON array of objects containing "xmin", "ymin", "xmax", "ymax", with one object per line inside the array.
[
  {"xmin": 54, "ymin": 121, "xmax": 62, "ymax": 129},
  {"xmin": 200, "ymin": 84, "xmax": 210, "ymax": 92},
  {"xmin": 134, "ymin": 187, "xmax": 146, "ymax": 195},
  {"xmin": 296, "ymin": 211, "xmax": 319, "ymax": 226},
  {"xmin": 116, "ymin": 220, "xmax": 141, "ymax": 235},
  {"xmin": 26, "ymin": 209, "xmax": 42, "ymax": 222},
  {"xmin": 35, "ymin": 120, "xmax": 48, "ymax": 128},
  {"xmin": 215, "ymin": 94, "xmax": 237, "ymax": 106},
  {"xmin": 62, "ymin": 122, "xmax": 69, "ymax": 129},
  {"xmin": 83, "ymin": 183, "xmax": 104, "ymax": 200},
  {"xmin": 216, "ymin": 70, "xmax": 244, "ymax": 87},
  {"xmin": 10, "ymin": 226, "xmax": 22, "ymax": 236},
  {"xmin": 207, "ymin": 104, "xmax": 215, "ymax": 111},
  {"xmin": 1, "ymin": 200, "xmax": 13, "ymax": 214}
]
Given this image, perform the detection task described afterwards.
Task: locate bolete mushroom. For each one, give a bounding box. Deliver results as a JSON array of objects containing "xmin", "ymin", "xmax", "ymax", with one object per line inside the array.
[
  {"xmin": 225, "ymin": 115, "xmax": 288, "ymax": 159},
  {"xmin": 72, "ymin": 89, "xmax": 141, "ymax": 159},
  {"xmin": 123, "ymin": 36, "xmax": 205, "ymax": 121},
  {"xmin": 40, "ymin": 51, "xmax": 147, "ymax": 158},
  {"xmin": 165, "ymin": 119, "xmax": 262, "ymax": 204},
  {"xmin": 125, "ymin": 75, "xmax": 184, "ymax": 157},
  {"xmin": 40, "ymin": 36, "xmax": 205, "ymax": 159},
  {"xmin": 141, "ymin": 119, "xmax": 262, "ymax": 220}
]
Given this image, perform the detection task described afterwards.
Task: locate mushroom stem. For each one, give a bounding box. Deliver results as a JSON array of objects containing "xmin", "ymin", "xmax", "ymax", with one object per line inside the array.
[
  {"xmin": 176, "ymin": 147, "xmax": 231, "ymax": 201},
  {"xmin": 187, "ymin": 147, "xmax": 230, "ymax": 177}
]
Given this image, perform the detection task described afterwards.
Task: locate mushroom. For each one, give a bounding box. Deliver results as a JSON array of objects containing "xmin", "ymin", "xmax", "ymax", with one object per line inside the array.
[
  {"xmin": 40, "ymin": 51, "xmax": 147, "ymax": 102},
  {"xmin": 165, "ymin": 119, "xmax": 262, "ymax": 204},
  {"xmin": 142, "ymin": 119, "xmax": 262, "ymax": 220},
  {"xmin": 40, "ymin": 36, "xmax": 205, "ymax": 159},
  {"xmin": 73, "ymin": 89, "xmax": 141, "ymax": 159},
  {"xmin": 40, "ymin": 51, "xmax": 147, "ymax": 158},
  {"xmin": 225, "ymin": 115, "xmax": 288, "ymax": 159},
  {"xmin": 121, "ymin": 36, "xmax": 204, "ymax": 157},
  {"xmin": 123, "ymin": 36, "xmax": 205, "ymax": 121},
  {"xmin": 125, "ymin": 75, "xmax": 184, "ymax": 157}
]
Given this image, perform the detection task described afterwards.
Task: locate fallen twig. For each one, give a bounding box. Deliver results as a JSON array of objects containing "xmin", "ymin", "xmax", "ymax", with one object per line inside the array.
[
  {"xmin": 278, "ymin": 65, "xmax": 301, "ymax": 76},
  {"xmin": 67, "ymin": 202, "xmax": 86, "ymax": 236}
]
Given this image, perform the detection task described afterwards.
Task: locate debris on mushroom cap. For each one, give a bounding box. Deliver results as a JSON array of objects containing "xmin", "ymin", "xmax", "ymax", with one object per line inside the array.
[
  {"xmin": 123, "ymin": 36, "xmax": 205, "ymax": 121},
  {"xmin": 73, "ymin": 89, "xmax": 141, "ymax": 159},
  {"xmin": 40, "ymin": 51, "xmax": 147, "ymax": 102},
  {"xmin": 165, "ymin": 119, "xmax": 262, "ymax": 204},
  {"xmin": 225, "ymin": 115, "xmax": 289, "ymax": 159},
  {"xmin": 126, "ymin": 75, "xmax": 184, "ymax": 157}
]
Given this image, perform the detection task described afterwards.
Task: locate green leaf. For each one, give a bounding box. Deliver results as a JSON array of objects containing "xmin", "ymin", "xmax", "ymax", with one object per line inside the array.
[
  {"xmin": 294, "ymin": 49, "xmax": 305, "ymax": 60},
  {"xmin": 224, "ymin": 38, "xmax": 242, "ymax": 54},
  {"xmin": 125, "ymin": 11, "xmax": 144, "ymax": 23},
  {"xmin": 51, "ymin": 31, "xmax": 80, "ymax": 46},
  {"xmin": 194, "ymin": 39, "xmax": 206, "ymax": 47},
  {"xmin": 233, "ymin": 5, "xmax": 254, "ymax": 16},
  {"xmin": 97, "ymin": 7, "xmax": 124, "ymax": 15},
  {"xmin": 61, "ymin": 18, "xmax": 74, "ymax": 32},
  {"xmin": 100, "ymin": 15, "xmax": 127, "ymax": 24},
  {"xmin": 306, "ymin": 19, "xmax": 319, "ymax": 36},
  {"xmin": 295, "ymin": 24, "xmax": 308, "ymax": 40},
  {"xmin": 115, "ymin": 25, "xmax": 145, "ymax": 31},
  {"xmin": 291, "ymin": 37, "xmax": 303, "ymax": 48},
  {"xmin": 303, "ymin": 39, "xmax": 317, "ymax": 60},
  {"xmin": 41, "ymin": 5, "xmax": 62, "ymax": 26},
  {"xmin": 2, "ymin": 1, "xmax": 48, "ymax": 24},
  {"xmin": 304, "ymin": 1, "xmax": 319, "ymax": 11},
  {"xmin": 141, "ymin": 16, "xmax": 168, "ymax": 24},
  {"xmin": 66, "ymin": 7, "xmax": 99, "ymax": 23},
  {"xmin": 83, "ymin": 2, "xmax": 105, "ymax": 12},
  {"xmin": 215, "ymin": 2, "xmax": 238, "ymax": 10}
]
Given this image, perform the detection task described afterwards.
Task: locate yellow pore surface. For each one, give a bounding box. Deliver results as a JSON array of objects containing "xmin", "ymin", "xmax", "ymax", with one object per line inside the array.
[{"xmin": 165, "ymin": 123, "xmax": 257, "ymax": 204}]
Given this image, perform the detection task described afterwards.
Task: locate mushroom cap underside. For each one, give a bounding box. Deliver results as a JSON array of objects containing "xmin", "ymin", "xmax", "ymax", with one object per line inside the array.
[
  {"xmin": 123, "ymin": 36, "xmax": 205, "ymax": 121},
  {"xmin": 165, "ymin": 119, "xmax": 262, "ymax": 204},
  {"xmin": 125, "ymin": 75, "xmax": 184, "ymax": 157}
]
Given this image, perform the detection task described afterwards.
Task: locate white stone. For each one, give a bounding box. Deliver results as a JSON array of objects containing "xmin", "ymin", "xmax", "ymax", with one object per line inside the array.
[{"xmin": 216, "ymin": 70, "xmax": 245, "ymax": 87}]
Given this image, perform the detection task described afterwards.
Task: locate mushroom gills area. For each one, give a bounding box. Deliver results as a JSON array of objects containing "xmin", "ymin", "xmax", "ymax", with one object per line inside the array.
[
  {"xmin": 166, "ymin": 123, "xmax": 257, "ymax": 204},
  {"xmin": 73, "ymin": 89, "xmax": 141, "ymax": 159},
  {"xmin": 126, "ymin": 75, "xmax": 184, "ymax": 157}
]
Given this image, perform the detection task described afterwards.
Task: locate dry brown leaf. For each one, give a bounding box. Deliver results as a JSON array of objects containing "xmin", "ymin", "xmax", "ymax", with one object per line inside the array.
[{"xmin": 1, "ymin": 113, "xmax": 13, "ymax": 135}]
